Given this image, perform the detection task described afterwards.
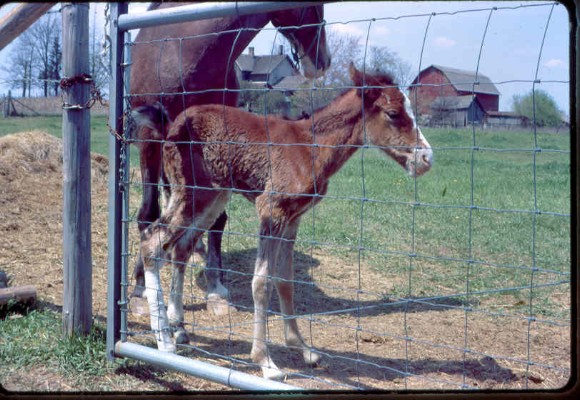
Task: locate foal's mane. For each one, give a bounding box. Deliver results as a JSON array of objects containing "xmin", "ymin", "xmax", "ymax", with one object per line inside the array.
[
  {"xmin": 360, "ymin": 69, "xmax": 397, "ymax": 87},
  {"xmin": 307, "ymin": 69, "xmax": 397, "ymax": 131}
]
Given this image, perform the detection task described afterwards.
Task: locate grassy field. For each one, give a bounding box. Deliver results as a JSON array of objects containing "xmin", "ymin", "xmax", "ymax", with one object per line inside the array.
[{"xmin": 1, "ymin": 115, "xmax": 571, "ymax": 320}]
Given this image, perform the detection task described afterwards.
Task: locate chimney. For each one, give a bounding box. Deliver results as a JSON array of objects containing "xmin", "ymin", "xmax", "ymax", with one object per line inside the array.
[
  {"xmin": 278, "ymin": 45, "xmax": 284, "ymax": 56},
  {"xmin": 249, "ymin": 47, "xmax": 255, "ymax": 57}
]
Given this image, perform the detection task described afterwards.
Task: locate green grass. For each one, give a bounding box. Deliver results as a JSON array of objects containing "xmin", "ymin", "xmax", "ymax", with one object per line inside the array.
[
  {"xmin": 0, "ymin": 310, "xmax": 124, "ymax": 379},
  {"xmin": 1, "ymin": 117, "xmax": 571, "ymax": 320},
  {"xmin": 221, "ymin": 127, "xmax": 570, "ymax": 318}
]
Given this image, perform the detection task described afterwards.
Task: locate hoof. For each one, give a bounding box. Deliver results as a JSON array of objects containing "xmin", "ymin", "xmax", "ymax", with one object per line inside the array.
[
  {"xmin": 174, "ymin": 328, "xmax": 191, "ymax": 345},
  {"xmin": 158, "ymin": 341, "xmax": 176, "ymax": 353},
  {"xmin": 207, "ymin": 294, "xmax": 234, "ymax": 316},
  {"xmin": 303, "ymin": 348, "xmax": 321, "ymax": 366},
  {"xmin": 262, "ymin": 365, "xmax": 286, "ymax": 381}
]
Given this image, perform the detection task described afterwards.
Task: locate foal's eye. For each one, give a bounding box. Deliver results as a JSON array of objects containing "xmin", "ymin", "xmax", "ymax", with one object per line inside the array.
[{"xmin": 386, "ymin": 110, "xmax": 399, "ymax": 119}]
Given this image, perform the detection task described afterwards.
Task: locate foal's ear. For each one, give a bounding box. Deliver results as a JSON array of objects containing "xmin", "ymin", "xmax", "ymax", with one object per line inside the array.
[
  {"xmin": 349, "ymin": 62, "xmax": 363, "ymax": 87},
  {"xmin": 349, "ymin": 62, "xmax": 381, "ymax": 103}
]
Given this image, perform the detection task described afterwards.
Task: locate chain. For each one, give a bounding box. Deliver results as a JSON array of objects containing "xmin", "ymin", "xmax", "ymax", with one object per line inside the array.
[
  {"xmin": 60, "ymin": 74, "xmax": 107, "ymax": 111},
  {"xmin": 107, "ymin": 109, "xmax": 133, "ymax": 143}
]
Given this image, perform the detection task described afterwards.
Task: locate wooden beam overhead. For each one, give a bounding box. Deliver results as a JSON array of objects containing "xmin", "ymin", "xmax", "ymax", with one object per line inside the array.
[{"xmin": 0, "ymin": 3, "xmax": 56, "ymax": 51}]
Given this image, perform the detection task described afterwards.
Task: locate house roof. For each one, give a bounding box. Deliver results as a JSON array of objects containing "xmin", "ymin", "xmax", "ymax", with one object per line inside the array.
[
  {"xmin": 415, "ymin": 65, "xmax": 500, "ymax": 96},
  {"xmin": 431, "ymin": 95, "xmax": 482, "ymax": 110},
  {"xmin": 236, "ymin": 54, "xmax": 290, "ymax": 75}
]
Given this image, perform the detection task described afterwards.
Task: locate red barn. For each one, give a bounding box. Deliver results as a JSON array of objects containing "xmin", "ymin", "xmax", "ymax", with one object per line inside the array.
[{"xmin": 409, "ymin": 65, "xmax": 500, "ymax": 118}]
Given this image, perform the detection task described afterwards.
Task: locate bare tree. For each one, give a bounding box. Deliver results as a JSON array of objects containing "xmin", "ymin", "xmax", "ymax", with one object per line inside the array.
[
  {"xmin": 1, "ymin": 30, "xmax": 35, "ymax": 97},
  {"xmin": 36, "ymin": 13, "xmax": 61, "ymax": 97},
  {"xmin": 366, "ymin": 45, "xmax": 413, "ymax": 87},
  {"xmin": 291, "ymin": 29, "xmax": 411, "ymax": 116},
  {"xmin": 291, "ymin": 30, "xmax": 363, "ymax": 114},
  {"xmin": 89, "ymin": 6, "xmax": 109, "ymax": 96}
]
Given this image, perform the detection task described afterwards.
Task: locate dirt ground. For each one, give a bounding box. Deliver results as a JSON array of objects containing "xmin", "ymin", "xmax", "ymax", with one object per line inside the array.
[{"xmin": 0, "ymin": 131, "xmax": 571, "ymax": 392}]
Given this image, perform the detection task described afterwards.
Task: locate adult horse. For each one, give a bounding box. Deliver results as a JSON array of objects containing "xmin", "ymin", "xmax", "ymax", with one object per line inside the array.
[{"xmin": 129, "ymin": 2, "xmax": 331, "ymax": 314}]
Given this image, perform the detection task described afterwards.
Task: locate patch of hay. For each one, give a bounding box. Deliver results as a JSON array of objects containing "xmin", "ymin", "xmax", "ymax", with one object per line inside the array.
[{"xmin": 0, "ymin": 131, "xmax": 110, "ymax": 309}]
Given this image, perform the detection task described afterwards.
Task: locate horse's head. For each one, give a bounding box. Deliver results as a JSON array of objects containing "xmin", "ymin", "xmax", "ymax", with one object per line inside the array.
[
  {"xmin": 270, "ymin": 5, "xmax": 331, "ymax": 79},
  {"xmin": 349, "ymin": 63, "xmax": 433, "ymax": 177}
]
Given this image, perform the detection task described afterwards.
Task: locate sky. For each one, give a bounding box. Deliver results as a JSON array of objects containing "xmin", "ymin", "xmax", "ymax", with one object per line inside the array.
[{"xmin": 0, "ymin": 1, "xmax": 570, "ymax": 115}]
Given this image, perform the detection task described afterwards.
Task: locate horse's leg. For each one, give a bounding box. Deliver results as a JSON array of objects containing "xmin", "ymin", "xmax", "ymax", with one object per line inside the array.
[
  {"xmin": 251, "ymin": 195, "xmax": 287, "ymax": 380},
  {"xmin": 167, "ymin": 235, "xmax": 198, "ymax": 346},
  {"xmin": 166, "ymin": 190, "xmax": 230, "ymax": 340},
  {"xmin": 276, "ymin": 218, "xmax": 321, "ymax": 366},
  {"xmin": 141, "ymin": 223, "xmax": 175, "ymax": 352},
  {"xmin": 133, "ymin": 138, "xmax": 163, "ymax": 298},
  {"xmin": 162, "ymin": 147, "xmax": 208, "ymax": 265},
  {"xmin": 205, "ymin": 211, "xmax": 230, "ymax": 315}
]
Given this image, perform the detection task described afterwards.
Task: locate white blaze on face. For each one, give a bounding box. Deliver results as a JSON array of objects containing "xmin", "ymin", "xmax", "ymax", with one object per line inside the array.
[
  {"xmin": 400, "ymin": 89, "xmax": 433, "ymax": 175},
  {"xmin": 401, "ymin": 90, "xmax": 417, "ymax": 130}
]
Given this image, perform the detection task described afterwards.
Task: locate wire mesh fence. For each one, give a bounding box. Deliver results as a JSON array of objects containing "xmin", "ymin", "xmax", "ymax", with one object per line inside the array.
[{"xmin": 108, "ymin": 1, "xmax": 571, "ymax": 391}]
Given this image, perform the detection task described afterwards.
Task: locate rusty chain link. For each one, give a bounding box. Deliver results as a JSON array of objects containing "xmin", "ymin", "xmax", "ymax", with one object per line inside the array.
[
  {"xmin": 59, "ymin": 73, "xmax": 130, "ymax": 143},
  {"xmin": 59, "ymin": 73, "xmax": 107, "ymax": 111}
]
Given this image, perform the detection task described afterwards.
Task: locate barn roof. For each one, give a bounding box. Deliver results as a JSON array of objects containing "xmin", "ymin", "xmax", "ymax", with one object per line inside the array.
[{"xmin": 414, "ymin": 65, "xmax": 500, "ymax": 96}]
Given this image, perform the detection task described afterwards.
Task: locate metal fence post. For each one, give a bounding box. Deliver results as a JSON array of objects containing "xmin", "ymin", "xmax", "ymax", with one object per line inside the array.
[{"xmin": 107, "ymin": 2, "xmax": 129, "ymax": 359}]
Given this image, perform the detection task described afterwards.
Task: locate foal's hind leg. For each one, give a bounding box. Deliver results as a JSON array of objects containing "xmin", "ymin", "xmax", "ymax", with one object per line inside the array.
[
  {"xmin": 141, "ymin": 225, "xmax": 175, "ymax": 352},
  {"xmin": 167, "ymin": 235, "xmax": 200, "ymax": 345},
  {"xmin": 165, "ymin": 191, "xmax": 232, "ymax": 346}
]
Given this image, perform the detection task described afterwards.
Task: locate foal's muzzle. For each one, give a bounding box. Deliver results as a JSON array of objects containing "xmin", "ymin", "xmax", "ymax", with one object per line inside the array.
[{"xmin": 408, "ymin": 147, "xmax": 433, "ymax": 177}]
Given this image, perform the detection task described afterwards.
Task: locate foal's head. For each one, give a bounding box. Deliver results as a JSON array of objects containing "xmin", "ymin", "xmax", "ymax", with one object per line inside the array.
[
  {"xmin": 350, "ymin": 63, "xmax": 433, "ymax": 177},
  {"xmin": 270, "ymin": 5, "xmax": 331, "ymax": 78}
]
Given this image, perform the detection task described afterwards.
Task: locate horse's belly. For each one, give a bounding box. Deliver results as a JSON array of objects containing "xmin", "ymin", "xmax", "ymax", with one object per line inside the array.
[{"xmin": 202, "ymin": 144, "xmax": 268, "ymax": 196}]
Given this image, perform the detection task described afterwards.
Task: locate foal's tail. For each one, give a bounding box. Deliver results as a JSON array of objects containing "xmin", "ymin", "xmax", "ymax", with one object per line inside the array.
[{"xmin": 127, "ymin": 102, "xmax": 172, "ymax": 140}]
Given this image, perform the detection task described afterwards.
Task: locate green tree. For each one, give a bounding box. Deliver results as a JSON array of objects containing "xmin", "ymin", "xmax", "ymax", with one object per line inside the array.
[{"xmin": 512, "ymin": 89, "xmax": 563, "ymax": 127}]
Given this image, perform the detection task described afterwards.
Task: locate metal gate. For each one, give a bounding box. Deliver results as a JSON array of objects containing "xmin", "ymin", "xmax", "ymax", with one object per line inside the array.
[{"xmin": 105, "ymin": 2, "xmax": 320, "ymax": 390}]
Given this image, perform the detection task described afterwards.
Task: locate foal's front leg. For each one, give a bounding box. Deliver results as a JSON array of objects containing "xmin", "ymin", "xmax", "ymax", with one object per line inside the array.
[
  {"xmin": 276, "ymin": 219, "xmax": 321, "ymax": 366},
  {"xmin": 251, "ymin": 221, "xmax": 285, "ymax": 380}
]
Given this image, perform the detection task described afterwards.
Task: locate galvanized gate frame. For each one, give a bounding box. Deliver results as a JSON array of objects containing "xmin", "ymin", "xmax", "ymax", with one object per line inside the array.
[{"xmin": 104, "ymin": 2, "xmax": 324, "ymax": 391}]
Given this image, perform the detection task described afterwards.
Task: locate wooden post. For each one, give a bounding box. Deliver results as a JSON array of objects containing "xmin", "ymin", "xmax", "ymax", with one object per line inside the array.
[
  {"xmin": 0, "ymin": 286, "xmax": 37, "ymax": 306},
  {"xmin": 61, "ymin": 3, "xmax": 92, "ymax": 337}
]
